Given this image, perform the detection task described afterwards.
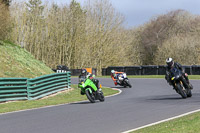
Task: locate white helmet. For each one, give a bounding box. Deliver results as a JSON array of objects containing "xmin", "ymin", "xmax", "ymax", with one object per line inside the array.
[
  {"xmin": 166, "ymin": 57, "xmax": 174, "ymax": 67},
  {"xmin": 111, "ymin": 70, "xmax": 115, "ymax": 74}
]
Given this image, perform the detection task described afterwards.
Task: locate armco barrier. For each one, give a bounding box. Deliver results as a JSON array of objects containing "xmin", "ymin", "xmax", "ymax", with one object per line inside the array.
[
  {"xmin": 106, "ymin": 66, "xmax": 125, "ymax": 75},
  {"xmin": 192, "ymin": 65, "xmax": 200, "ymax": 75},
  {"xmin": 183, "ymin": 66, "xmax": 192, "ymax": 75},
  {"xmin": 0, "ymin": 72, "xmax": 71, "ymax": 102},
  {"xmin": 102, "ymin": 65, "xmax": 200, "ymax": 75},
  {"xmin": 158, "ymin": 65, "xmax": 167, "ymax": 75},
  {"xmin": 124, "ymin": 66, "xmax": 142, "ymax": 75},
  {"xmin": 0, "ymin": 78, "xmax": 28, "ymax": 102},
  {"xmin": 27, "ymin": 72, "xmax": 71, "ymax": 100},
  {"xmin": 70, "ymin": 69, "xmax": 82, "ymax": 76},
  {"xmin": 141, "ymin": 65, "xmax": 159, "ymax": 75}
]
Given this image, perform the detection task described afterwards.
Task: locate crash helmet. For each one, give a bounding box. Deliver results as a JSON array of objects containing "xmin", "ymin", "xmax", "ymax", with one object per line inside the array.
[
  {"xmin": 81, "ymin": 69, "xmax": 87, "ymax": 75},
  {"xmin": 111, "ymin": 70, "xmax": 115, "ymax": 74},
  {"xmin": 166, "ymin": 57, "xmax": 174, "ymax": 67}
]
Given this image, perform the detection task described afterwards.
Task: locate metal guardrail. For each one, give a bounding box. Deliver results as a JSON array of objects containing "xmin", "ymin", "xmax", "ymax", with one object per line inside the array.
[
  {"xmin": 0, "ymin": 78, "xmax": 28, "ymax": 102},
  {"xmin": 0, "ymin": 72, "xmax": 71, "ymax": 102},
  {"xmin": 102, "ymin": 65, "xmax": 200, "ymax": 75},
  {"xmin": 27, "ymin": 72, "xmax": 71, "ymax": 100}
]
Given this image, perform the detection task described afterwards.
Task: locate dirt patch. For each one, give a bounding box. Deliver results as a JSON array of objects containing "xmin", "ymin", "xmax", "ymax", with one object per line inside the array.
[{"xmin": 39, "ymin": 88, "xmax": 74, "ymax": 100}]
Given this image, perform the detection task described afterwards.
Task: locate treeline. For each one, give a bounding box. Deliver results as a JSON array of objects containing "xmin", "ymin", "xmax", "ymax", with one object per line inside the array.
[
  {"xmin": 0, "ymin": 0, "xmax": 11, "ymax": 40},
  {"xmin": 9, "ymin": 0, "xmax": 132, "ymax": 75},
  {"xmin": 130, "ymin": 10, "xmax": 200, "ymax": 66},
  {"xmin": 1, "ymin": 0, "xmax": 200, "ymax": 75}
]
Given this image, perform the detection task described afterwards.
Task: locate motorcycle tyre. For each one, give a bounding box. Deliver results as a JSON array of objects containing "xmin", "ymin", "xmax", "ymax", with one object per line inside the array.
[
  {"xmin": 176, "ymin": 83, "xmax": 187, "ymax": 99},
  {"xmin": 187, "ymin": 89, "xmax": 192, "ymax": 97},
  {"xmin": 85, "ymin": 90, "xmax": 96, "ymax": 103},
  {"xmin": 99, "ymin": 92, "xmax": 105, "ymax": 102},
  {"xmin": 125, "ymin": 79, "xmax": 132, "ymax": 88}
]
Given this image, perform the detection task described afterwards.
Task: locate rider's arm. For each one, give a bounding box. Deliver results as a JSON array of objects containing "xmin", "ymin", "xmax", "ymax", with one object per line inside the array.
[
  {"xmin": 115, "ymin": 72, "xmax": 124, "ymax": 74},
  {"xmin": 111, "ymin": 74, "xmax": 116, "ymax": 81}
]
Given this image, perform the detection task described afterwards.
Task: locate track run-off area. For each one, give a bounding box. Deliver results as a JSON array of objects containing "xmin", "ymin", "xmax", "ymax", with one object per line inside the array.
[{"xmin": 0, "ymin": 78, "xmax": 200, "ymax": 133}]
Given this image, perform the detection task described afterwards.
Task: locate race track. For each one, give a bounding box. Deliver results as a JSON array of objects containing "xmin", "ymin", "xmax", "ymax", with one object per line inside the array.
[{"xmin": 0, "ymin": 78, "xmax": 200, "ymax": 133}]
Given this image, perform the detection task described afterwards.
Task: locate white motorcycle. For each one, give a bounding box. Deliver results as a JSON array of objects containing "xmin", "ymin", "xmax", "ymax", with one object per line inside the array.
[{"xmin": 117, "ymin": 73, "xmax": 132, "ymax": 88}]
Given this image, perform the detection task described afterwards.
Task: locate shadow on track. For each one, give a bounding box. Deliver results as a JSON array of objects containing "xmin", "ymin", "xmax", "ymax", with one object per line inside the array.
[
  {"xmin": 111, "ymin": 86, "xmax": 131, "ymax": 89},
  {"xmin": 70, "ymin": 101, "xmax": 91, "ymax": 105},
  {"xmin": 147, "ymin": 95, "xmax": 184, "ymax": 101},
  {"xmin": 70, "ymin": 101, "xmax": 103, "ymax": 105}
]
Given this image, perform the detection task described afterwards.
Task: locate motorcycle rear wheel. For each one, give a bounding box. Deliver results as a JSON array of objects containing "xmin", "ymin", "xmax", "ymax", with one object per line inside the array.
[
  {"xmin": 125, "ymin": 79, "xmax": 132, "ymax": 88},
  {"xmin": 99, "ymin": 92, "xmax": 105, "ymax": 102},
  {"xmin": 187, "ymin": 89, "xmax": 192, "ymax": 97}
]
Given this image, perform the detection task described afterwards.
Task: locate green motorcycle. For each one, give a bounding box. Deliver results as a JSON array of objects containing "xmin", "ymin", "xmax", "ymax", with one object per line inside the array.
[{"xmin": 78, "ymin": 78, "xmax": 105, "ymax": 103}]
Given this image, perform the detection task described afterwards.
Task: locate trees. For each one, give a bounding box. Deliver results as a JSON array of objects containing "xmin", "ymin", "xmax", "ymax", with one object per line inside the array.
[
  {"xmin": 130, "ymin": 10, "xmax": 200, "ymax": 66},
  {"xmin": 9, "ymin": 1, "xmax": 200, "ymax": 73},
  {"xmin": 1, "ymin": 0, "xmax": 11, "ymax": 6},
  {"xmin": 0, "ymin": 0, "xmax": 12, "ymax": 40}
]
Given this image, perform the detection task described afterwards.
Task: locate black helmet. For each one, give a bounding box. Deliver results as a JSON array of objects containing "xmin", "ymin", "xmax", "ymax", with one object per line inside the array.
[
  {"xmin": 81, "ymin": 69, "xmax": 87, "ymax": 75},
  {"xmin": 166, "ymin": 57, "xmax": 174, "ymax": 67}
]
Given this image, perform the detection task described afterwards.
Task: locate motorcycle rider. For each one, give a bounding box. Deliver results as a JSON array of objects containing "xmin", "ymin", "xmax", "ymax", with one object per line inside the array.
[
  {"xmin": 111, "ymin": 70, "xmax": 124, "ymax": 85},
  {"xmin": 165, "ymin": 58, "xmax": 190, "ymax": 90},
  {"xmin": 79, "ymin": 69, "xmax": 91, "ymax": 82},
  {"xmin": 79, "ymin": 69, "xmax": 100, "ymax": 95}
]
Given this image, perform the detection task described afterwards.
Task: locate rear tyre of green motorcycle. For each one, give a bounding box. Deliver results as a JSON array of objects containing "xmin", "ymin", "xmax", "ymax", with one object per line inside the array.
[
  {"xmin": 99, "ymin": 92, "xmax": 105, "ymax": 102},
  {"xmin": 85, "ymin": 90, "xmax": 96, "ymax": 103}
]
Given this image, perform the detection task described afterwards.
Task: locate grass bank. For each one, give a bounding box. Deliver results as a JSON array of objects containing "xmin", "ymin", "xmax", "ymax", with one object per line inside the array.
[
  {"xmin": 0, "ymin": 85, "xmax": 119, "ymax": 114},
  {"xmin": 0, "ymin": 40, "xmax": 53, "ymax": 78}
]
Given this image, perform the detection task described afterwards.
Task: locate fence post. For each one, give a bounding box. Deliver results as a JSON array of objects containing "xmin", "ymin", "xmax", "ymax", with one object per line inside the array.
[
  {"xmin": 27, "ymin": 79, "xmax": 31, "ymax": 100},
  {"xmin": 67, "ymin": 71, "xmax": 71, "ymax": 89}
]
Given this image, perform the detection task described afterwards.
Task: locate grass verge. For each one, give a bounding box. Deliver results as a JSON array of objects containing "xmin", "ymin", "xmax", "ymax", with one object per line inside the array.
[
  {"xmin": 131, "ymin": 111, "xmax": 200, "ymax": 133},
  {"xmin": 0, "ymin": 85, "xmax": 119, "ymax": 114}
]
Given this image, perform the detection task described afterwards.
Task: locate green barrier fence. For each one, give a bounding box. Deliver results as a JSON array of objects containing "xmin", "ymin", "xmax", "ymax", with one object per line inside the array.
[
  {"xmin": 0, "ymin": 78, "xmax": 28, "ymax": 102},
  {"xmin": 0, "ymin": 72, "xmax": 71, "ymax": 102}
]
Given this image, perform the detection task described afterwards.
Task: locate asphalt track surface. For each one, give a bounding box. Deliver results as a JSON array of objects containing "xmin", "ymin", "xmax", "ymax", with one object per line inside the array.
[{"xmin": 0, "ymin": 78, "xmax": 200, "ymax": 133}]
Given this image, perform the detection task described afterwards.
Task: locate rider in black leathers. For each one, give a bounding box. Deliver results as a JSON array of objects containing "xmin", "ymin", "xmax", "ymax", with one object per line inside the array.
[{"xmin": 165, "ymin": 58, "xmax": 190, "ymax": 89}]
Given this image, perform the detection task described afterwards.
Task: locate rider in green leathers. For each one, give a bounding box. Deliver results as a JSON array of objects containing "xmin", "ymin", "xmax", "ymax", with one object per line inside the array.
[{"xmin": 78, "ymin": 69, "xmax": 100, "ymax": 95}]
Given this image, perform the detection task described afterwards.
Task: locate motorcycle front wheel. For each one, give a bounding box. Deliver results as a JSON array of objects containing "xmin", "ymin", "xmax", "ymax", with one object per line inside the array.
[
  {"xmin": 176, "ymin": 83, "xmax": 187, "ymax": 99},
  {"xmin": 85, "ymin": 89, "xmax": 96, "ymax": 103}
]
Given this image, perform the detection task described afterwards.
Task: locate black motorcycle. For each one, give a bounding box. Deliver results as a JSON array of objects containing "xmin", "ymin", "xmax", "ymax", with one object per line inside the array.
[{"xmin": 170, "ymin": 67, "xmax": 192, "ymax": 98}]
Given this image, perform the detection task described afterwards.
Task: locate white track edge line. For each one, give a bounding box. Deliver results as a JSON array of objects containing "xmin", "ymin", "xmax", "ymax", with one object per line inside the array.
[
  {"xmin": 122, "ymin": 108, "xmax": 200, "ymax": 133},
  {"xmin": 0, "ymin": 87, "xmax": 122, "ymax": 116}
]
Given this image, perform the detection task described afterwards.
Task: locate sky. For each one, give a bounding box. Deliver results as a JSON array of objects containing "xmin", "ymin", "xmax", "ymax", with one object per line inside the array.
[{"xmin": 14, "ymin": 0, "xmax": 200, "ymax": 28}]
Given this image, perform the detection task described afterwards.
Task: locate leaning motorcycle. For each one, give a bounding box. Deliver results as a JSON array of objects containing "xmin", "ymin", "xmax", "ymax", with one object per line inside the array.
[
  {"xmin": 170, "ymin": 67, "xmax": 192, "ymax": 99},
  {"xmin": 117, "ymin": 73, "xmax": 132, "ymax": 88},
  {"xmin": 78, "ymin": 78, "xmax": 105, "ymax": 103}
]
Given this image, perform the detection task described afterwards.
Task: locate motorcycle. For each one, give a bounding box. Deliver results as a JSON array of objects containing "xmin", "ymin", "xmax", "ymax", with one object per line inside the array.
[
  {"xmin": 78, "ymin": 78, "xmax": 105, "ymax": 103},
  {"xmin": 116, "ymin": 73, "xmax": 132, "ymax": 88},
  {"xmin": 170, "ymin": 67, "xmax": 192, "ymax": 98}
]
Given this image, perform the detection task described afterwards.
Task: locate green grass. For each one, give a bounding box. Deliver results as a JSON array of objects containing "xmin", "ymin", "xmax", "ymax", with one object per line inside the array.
[
  {"xmin": 0, "ymin": 40, "xmax": 53, "ymax": 78},
  {"xmin": 0, "ymin": 85, "xmax": 119, "ymax": 114},
  {"xmin": 131, "ymin": 111, "xmax": 200, "ymax": 133}
]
